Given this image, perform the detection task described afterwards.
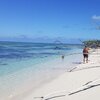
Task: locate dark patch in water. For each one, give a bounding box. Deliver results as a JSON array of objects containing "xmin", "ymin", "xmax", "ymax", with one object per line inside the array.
[
  {"xmin": 0, "ymin": 42, "xmax": 82, "ymax": 61},
  {"xmin": 0, "ymin": 63, "xmax": 8, "ymax": 65}
]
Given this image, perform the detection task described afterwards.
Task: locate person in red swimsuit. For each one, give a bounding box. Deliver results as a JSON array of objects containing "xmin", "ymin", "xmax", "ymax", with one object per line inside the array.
[{"xmin": 83, "ymin": 46, "xmax": 89, "ymax": 63}]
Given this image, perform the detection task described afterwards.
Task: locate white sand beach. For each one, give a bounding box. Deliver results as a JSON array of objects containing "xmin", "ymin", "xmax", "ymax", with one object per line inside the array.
[
  {"xmin": 1, "ymin": 0, "xmax": 100, "ymax": 100},
  {"xmin": 7, "ymin": 48, "xmax": 100, "ymax": 100},
  {"xmin": 21, "ymin": 48, "xmax": 100, "ymax": 100}
]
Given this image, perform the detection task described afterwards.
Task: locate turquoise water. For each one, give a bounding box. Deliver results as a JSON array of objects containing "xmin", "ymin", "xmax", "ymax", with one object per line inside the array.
[{"xmin": 0, "ymin": 41, "xmax": 82, "ymax": 76}]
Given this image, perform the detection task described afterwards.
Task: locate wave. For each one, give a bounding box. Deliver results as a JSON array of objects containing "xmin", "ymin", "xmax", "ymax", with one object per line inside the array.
[{"xmin": 0, "ymin": 41, "xmax": 82, "ymax": 64}]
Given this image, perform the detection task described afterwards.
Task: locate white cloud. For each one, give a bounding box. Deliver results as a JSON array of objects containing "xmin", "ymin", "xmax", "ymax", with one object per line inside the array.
[{"xmin": 92, "ymin": 15, "xmax": 100, "ymax": 20}]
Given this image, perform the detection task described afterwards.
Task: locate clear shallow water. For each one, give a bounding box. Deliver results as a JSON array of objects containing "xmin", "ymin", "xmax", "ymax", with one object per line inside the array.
[{"xmin": 0, "ymin": 41, "xmax": 82, "ymax": 76}]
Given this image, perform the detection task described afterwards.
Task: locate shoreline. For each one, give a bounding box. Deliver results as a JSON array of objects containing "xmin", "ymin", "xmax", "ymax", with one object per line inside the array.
[
  {"xmin": 25, "ymin": 48, "xmax": 100, "ymax": 100},
  {"xmin": 0, "ymin": 49, "xmax": 83, "ymax": 100}
]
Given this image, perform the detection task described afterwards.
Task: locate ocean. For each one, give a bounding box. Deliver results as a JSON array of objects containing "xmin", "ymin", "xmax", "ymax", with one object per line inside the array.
[{"xmin": 0, "ymin": 41, "xmax": 83, "ymax": 100}]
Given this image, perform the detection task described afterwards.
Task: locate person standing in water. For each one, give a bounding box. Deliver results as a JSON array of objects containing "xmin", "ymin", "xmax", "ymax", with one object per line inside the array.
[
  {"xmin": 61, "ymin": 54, "xmax": 65, "ymax": 60},
  {"xmin": 83, "ymin": 46, "xmax": 89, "ymax": 63}
]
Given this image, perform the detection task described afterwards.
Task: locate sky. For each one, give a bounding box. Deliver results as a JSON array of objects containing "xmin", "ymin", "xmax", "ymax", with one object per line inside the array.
[{"xmin": 0, "ymin": 0, "xmax": 100, "ymax": 43}]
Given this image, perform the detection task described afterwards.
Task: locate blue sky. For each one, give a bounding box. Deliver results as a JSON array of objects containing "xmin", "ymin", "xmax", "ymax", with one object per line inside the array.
[{"xmin": 0, "ymin": 0, "xmax": 100, "ymax": 43}]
